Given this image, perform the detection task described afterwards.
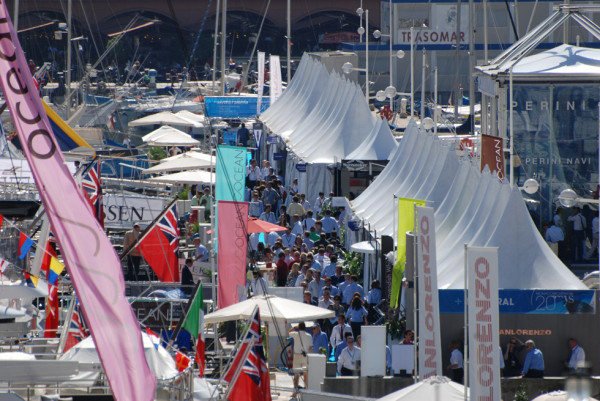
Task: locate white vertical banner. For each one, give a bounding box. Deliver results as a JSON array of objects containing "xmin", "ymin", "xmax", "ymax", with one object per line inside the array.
[
  {"xmin": 467, "ymin": 247, "xmax": 501, "ymax": 401},
  {"xmin": 257, "ymin": 51, "xmax": 265, "ymax": 115},
  {"xmin": 269, "ymin": 55, "xmax": 283, "ymax": 104},
  {"xmin": 416, "ymin": 206, "xmax": 442, "ymax": 380}
]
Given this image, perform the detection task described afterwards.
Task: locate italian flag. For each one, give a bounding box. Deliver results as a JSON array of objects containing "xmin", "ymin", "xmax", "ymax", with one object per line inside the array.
[{"xmin": 183, "ymin": 285, "xmax": 205, "ymax": 377}]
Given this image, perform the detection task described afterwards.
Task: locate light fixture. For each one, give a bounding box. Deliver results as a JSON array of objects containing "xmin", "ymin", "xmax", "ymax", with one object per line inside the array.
[
  {"xmin": 356, "ymin": 8, "xmax": 364, "ymax": 16},
  {"xmin": 375, "ymin": 90, "xmax": 386, "ymax": 102},
  {"xmin": 385, "ymin": 85, "xmax": 397, "ymax": 98},
  {"xmin": 342, "ymin": 62, "xmax": 354, "ymax": 75},
  {"xmin": 422, "ymin": 117, "xmax": 434, "ymax": 130},
  {"xmin": 396, "ymin": 50, "xmax": 406, "ymax": 59},
  {"xmin": 357, "ymin": 26, "xmax": 365, "ymax": 35},
  {"xmin": 522, "ymin": 178, "xmax": 539, "ymax": 195},
  {"xmin": 373, "ymin": 30, "xmax": 382, "ymax": 39},
  {"xmin": 558, "ymin": 189, "xmax": 578, "ymax": 207}
]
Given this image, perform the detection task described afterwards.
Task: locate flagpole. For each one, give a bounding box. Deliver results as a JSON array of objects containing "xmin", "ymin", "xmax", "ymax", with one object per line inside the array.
[
  {"xmin": 412, "ymin": 203, "xmax": 418, "ymax": 383},
  {"xmin": 120, "ymin": 197, "xmax": 179, "ymax": 259},
  {"xmin": 166, "ymin": 281, "xmax": 203, "ymax": 351},
  {"xmin": 56, "ymin": 293, "xmax": 77, "ymax": 355},
  {"xmin": 463, "ymin": 243, "xmax": 468, "ymax": 401}
]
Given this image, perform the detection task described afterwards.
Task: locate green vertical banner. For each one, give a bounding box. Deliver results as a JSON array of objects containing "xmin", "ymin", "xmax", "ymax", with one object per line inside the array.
[
  {"xmin": 216, "ymin": 145, "xmax": 247, "ymax": 201},
  {"xmin": 391, "ymin": 197, "xmax": 426, "ymax": 308}
]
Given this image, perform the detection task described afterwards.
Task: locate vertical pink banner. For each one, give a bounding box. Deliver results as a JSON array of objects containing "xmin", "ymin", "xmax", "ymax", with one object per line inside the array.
[
  {"xmin": 218, "ymin": 201, "xmax": 249, "ymax": 309},
  {"xmin": 0, "ymin": 6, "xmax": 155, "ymax": 401}
]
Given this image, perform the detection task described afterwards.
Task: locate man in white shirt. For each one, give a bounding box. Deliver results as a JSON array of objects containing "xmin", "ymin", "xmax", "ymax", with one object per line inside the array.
[
  {"xmin": 588, "ymin": 214, "xmax": 599, "ymax": 260},
  {"xmin": 314, "ymin": 192, "xmax": 327, "ymax": 214},
  {"xmin": 566, "ymin": 338, "xmax": 585, "ymax": 372},
  {"xmin": 246, "ymin": 159, "xmax": 262, "ymax": 188},
  {"xmin": 308, "ymin": 269, "xmax": 323, "ymax": 303},
  {"xmin": 567, "ymin": 207, "xmax": 586, "ymax": 262},
  {"xmin": 289, "ymin": 322, "xmax": 313, "ymax": 394},
  {"xmin": 544, "ymin": 221, "xmax": 564, "ymax": 256},
  {"xmin": 330, "ymin": 314, "xmax": 352, "ymax": 350},
  {"xmin": 337, "ymin": 336, "xmax": 361, "ymax": 376},
  {"xmin": 250, "ymin": 271, "xmax": 268, "ymax": 296}
]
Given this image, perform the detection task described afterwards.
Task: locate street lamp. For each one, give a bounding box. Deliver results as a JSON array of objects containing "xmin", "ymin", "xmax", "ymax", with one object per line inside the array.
[
  {"xmin": 373, "ymin": 27, "xmax": 396, "ymax": 111},
  {"xmin": 344, "ymin": 8, "xmax": 369, "ymax": 104}
]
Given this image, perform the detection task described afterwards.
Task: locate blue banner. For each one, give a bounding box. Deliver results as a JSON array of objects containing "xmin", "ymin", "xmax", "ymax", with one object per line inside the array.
[
  {"xmin": 205, "ymin": 96, "xmax": 270, "ymax": 118},
  {"xmin": 296, "ymin": 163, "xmax": 307, "ymax": 172},
  {"xmin": 216, "ymin": 145, "xmax": 246, "ymax": 202},
  {"xmin": 439, "ymin": 289, "xmax": 595, "ymax": 315},
  {"xmin": 222, "ymin": 130, "xmax": 238, "ymax": 146},
  {"xmin": 266, "ymin": 136, "xmax": 278, "ymax": 145}
]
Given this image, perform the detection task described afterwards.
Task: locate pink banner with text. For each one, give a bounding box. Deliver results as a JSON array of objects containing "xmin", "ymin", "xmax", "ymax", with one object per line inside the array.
[
  {"xmin": 0, "ymin": 5, "xmax": 155, "ymax": 401},
  {"xmin": 218, "ymin": 201, "xmax": 249, "ymax": 309}
]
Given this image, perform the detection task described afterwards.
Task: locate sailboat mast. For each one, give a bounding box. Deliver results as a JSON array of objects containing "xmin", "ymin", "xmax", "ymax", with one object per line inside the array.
[
  {"xmin": 220, "ymin": 0, "xmax": 227, "ymax": 95},
  {"xmin": 287, "ymin": 0, "xmax": 291, "ymax": 83},
  {"xmin": 212, "ymin": 0, "xmax": 220, "ymax": 94},
  {"xmin": 66, "ymin": 0, "xmax": 72, "ymax": 119}
]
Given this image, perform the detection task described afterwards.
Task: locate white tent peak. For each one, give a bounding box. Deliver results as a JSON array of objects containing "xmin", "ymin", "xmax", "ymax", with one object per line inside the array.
[{"xmin": 351, "ymin": 123, "xmax": 585, "ymax": 290}]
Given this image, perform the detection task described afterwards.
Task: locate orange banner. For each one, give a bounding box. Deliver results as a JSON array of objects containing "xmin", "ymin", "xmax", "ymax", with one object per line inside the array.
[{"xmin": 481, "ymin": 134, "xmax": 505, "ymax": 182}]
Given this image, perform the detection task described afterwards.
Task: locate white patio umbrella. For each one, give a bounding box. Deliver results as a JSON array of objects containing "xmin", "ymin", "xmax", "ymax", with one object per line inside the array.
[
  {"xmin": 143, "ymin": 151, "xmax": 213, "ymax": 174},
  {"xmin": 532, "ymin": 391, "xmax": 598, "ymax": 401},
  {"xmin": 175, "ymin": 110, "xmax": 205, "ymax": 125},
  {"xmin": 145, "ymin": 169, "xmax": 215, "ymax": 185},
  {"xmin": 204, "ymin": 295, "xmax": 335, "ymax": 324},
  {"xmin": 377, "ymin": 376, "xmax": 466, "ymax": 401},
  {"xmin": 142, "ymin": 125, "xmax": 201, "ymax": 146},
  {"xmin": 129, "ymin": 111, "xmax": 203, "ymax": 127}
]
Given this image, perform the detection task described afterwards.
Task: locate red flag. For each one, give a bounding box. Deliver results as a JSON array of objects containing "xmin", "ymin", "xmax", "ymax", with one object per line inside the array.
[
  {"xmin": 195, "ymin": 334, "xmax": 205, "ymax": 377},
  {"xmin": 137, "ymin": 204, "xmax": 180, "ymax": 282},
  {"xmin": 0, "ymin": 213, "xmax": 4, "ymax": 228},
  {"xmin": 44, "ymin": 284, "xmax": 59, "ymax": 338},
  {"xmin": 224, "ymin": 310, "xmax": 271, "ymax": 401},
  {"xmin": 40, "ymin": 240, "xmax": 57, "ymax": 275},
  {"xmin": 175, "ymin": 351, "xmax": 191, "ymax": 372}
]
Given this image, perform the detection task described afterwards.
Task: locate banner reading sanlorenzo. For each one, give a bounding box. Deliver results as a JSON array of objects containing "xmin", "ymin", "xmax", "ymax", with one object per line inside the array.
[
  {"xmin": 416, "ymin": 206, "xmax": 442, "ymax": 380},
  {"xmin": 0, "ymin": 3, "xmax": 155, "ymax": 400},
  {"xmin": 467, "ymin": 247, "xmax": 501, "ymax": 401}
]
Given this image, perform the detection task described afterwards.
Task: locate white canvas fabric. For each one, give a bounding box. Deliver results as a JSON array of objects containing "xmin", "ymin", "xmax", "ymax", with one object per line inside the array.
[{"xmin": 351, "ymin": 123, "xmax": 586, "ymax": 290}]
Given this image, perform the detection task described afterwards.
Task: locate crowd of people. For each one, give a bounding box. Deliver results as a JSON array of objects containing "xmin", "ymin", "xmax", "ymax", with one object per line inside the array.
[
  {"xmin": 544, "ymin": 206, "xmax": 599, "ymax": 264},
  {"xmin": 445, "ymin": 336, "xmax": 586, "ymax": 385}
]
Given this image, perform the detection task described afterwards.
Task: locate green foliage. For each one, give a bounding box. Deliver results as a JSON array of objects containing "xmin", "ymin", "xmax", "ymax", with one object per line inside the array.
[
  {"xmin": 340, "ymin": 250, "xmax": 363, "ymax": 283},
  {"xmin": 514, "ymin": 382, "xmax": 528, "ymax": 401},
  {"xmin": 177, "ymin": 187, "xmax": 189, "ymax": 200},
  {"xmin": 386, "ymin": 316, "xmax": 405, "ymax": 340},
  {"xmin": 318, "ymin": 347, "xmax": 327, "ymax": 356},
  {"xmin": 148, "ymin": 146, "xmax": 167, "ymax": 160}
]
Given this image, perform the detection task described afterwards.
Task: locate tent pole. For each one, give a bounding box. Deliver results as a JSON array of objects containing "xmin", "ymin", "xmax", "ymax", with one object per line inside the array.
[{"xmin": 463, "ymin": 244, "xmax": 468, "ymax": 401}]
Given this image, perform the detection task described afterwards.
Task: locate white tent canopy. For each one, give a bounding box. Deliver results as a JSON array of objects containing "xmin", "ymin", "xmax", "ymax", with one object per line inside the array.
[
  {"xmin": 351, "ymin": 122, "xmax": 586, "ymax": 290},
  {"xmin": 175, "ymin": 110, "xmax": 205, "ymax": 125},
  {"xmin": 204, "ymin": 295, "xmax": 334, "ymax": 324},
  {"xmin": 261, "ymin": 54, "xmax": 397, "ymax": 164},
  {"xmin": 129, "ymin": 111, "xmax": 203, "ymax": 127},
  {"xmin": 144, "ymin": 151, "xmax": 213, "ymax": 173},
  {"xmin": 145, "ymin": 169, "xmax": 214, "ymax": 185},
  {"xmin": 377, "ymin": 376, "xmax": 466, "ymax": 401},
  {"xmin": 260, "ymin": 54, "xmax": 398, "ymax": 202},
  {"xmin": 142, "ymin": 125, "xmax": 201, "ymax": 146},
  {"xmin": 59, "ymin": 331, "xmax": 179, "ymax": 383}
]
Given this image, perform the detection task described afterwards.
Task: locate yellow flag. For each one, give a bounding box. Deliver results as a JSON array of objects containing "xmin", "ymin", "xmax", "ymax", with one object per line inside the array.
[{"xmin": 390, "ymin": 198, "xmax": 426, "ymax": 308}]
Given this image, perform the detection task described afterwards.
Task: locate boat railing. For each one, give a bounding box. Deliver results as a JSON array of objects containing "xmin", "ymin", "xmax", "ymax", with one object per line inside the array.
[{"xmin": 0, "ymin": 360, "xmax": 195, "ymax": 401}]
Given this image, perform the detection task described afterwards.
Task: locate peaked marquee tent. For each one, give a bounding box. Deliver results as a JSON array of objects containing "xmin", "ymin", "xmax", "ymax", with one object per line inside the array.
[
  {"xmin": 260, "ymin": 53, "xmax": 398, "ymax": 203},
  {"xmin": 351, "ymin": 121, "xmax": 586, "ymax": 290}
]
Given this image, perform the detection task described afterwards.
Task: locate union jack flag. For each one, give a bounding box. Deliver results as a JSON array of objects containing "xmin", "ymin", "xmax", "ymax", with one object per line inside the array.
[
  {"xmin": 64, "ymin": 301, "xmax": 89, "ymax": 351},
  {"xmin": 81, "ymin": 159, "xmax": 104, "ymax": 228},
  {"xmin": 225, "ymin": 309, "xmax": 271, "ymax": 401},
  {"xmin": 137, "ymin": 204, "xmax": 180, "ymax": 282},
  {"xmin": 157, "ymin": 205, "xmax": 179, "ymax": 253}
]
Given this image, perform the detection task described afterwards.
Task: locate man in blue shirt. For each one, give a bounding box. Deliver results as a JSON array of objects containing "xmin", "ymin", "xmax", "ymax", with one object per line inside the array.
[
  {"xmin": 312, "ymin": 323, "xmax": 329, "ymax": 355},
  {"xmin": 321, "ymin": 255, "xmax": 337, "ymax": 278},
  {"xmin": 321, "ymin": 210, "xmax": 338, "ymax": 234},
  {"xmin": 521, "ymin": 340, "xmax": 544, "ymax": 378}
]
